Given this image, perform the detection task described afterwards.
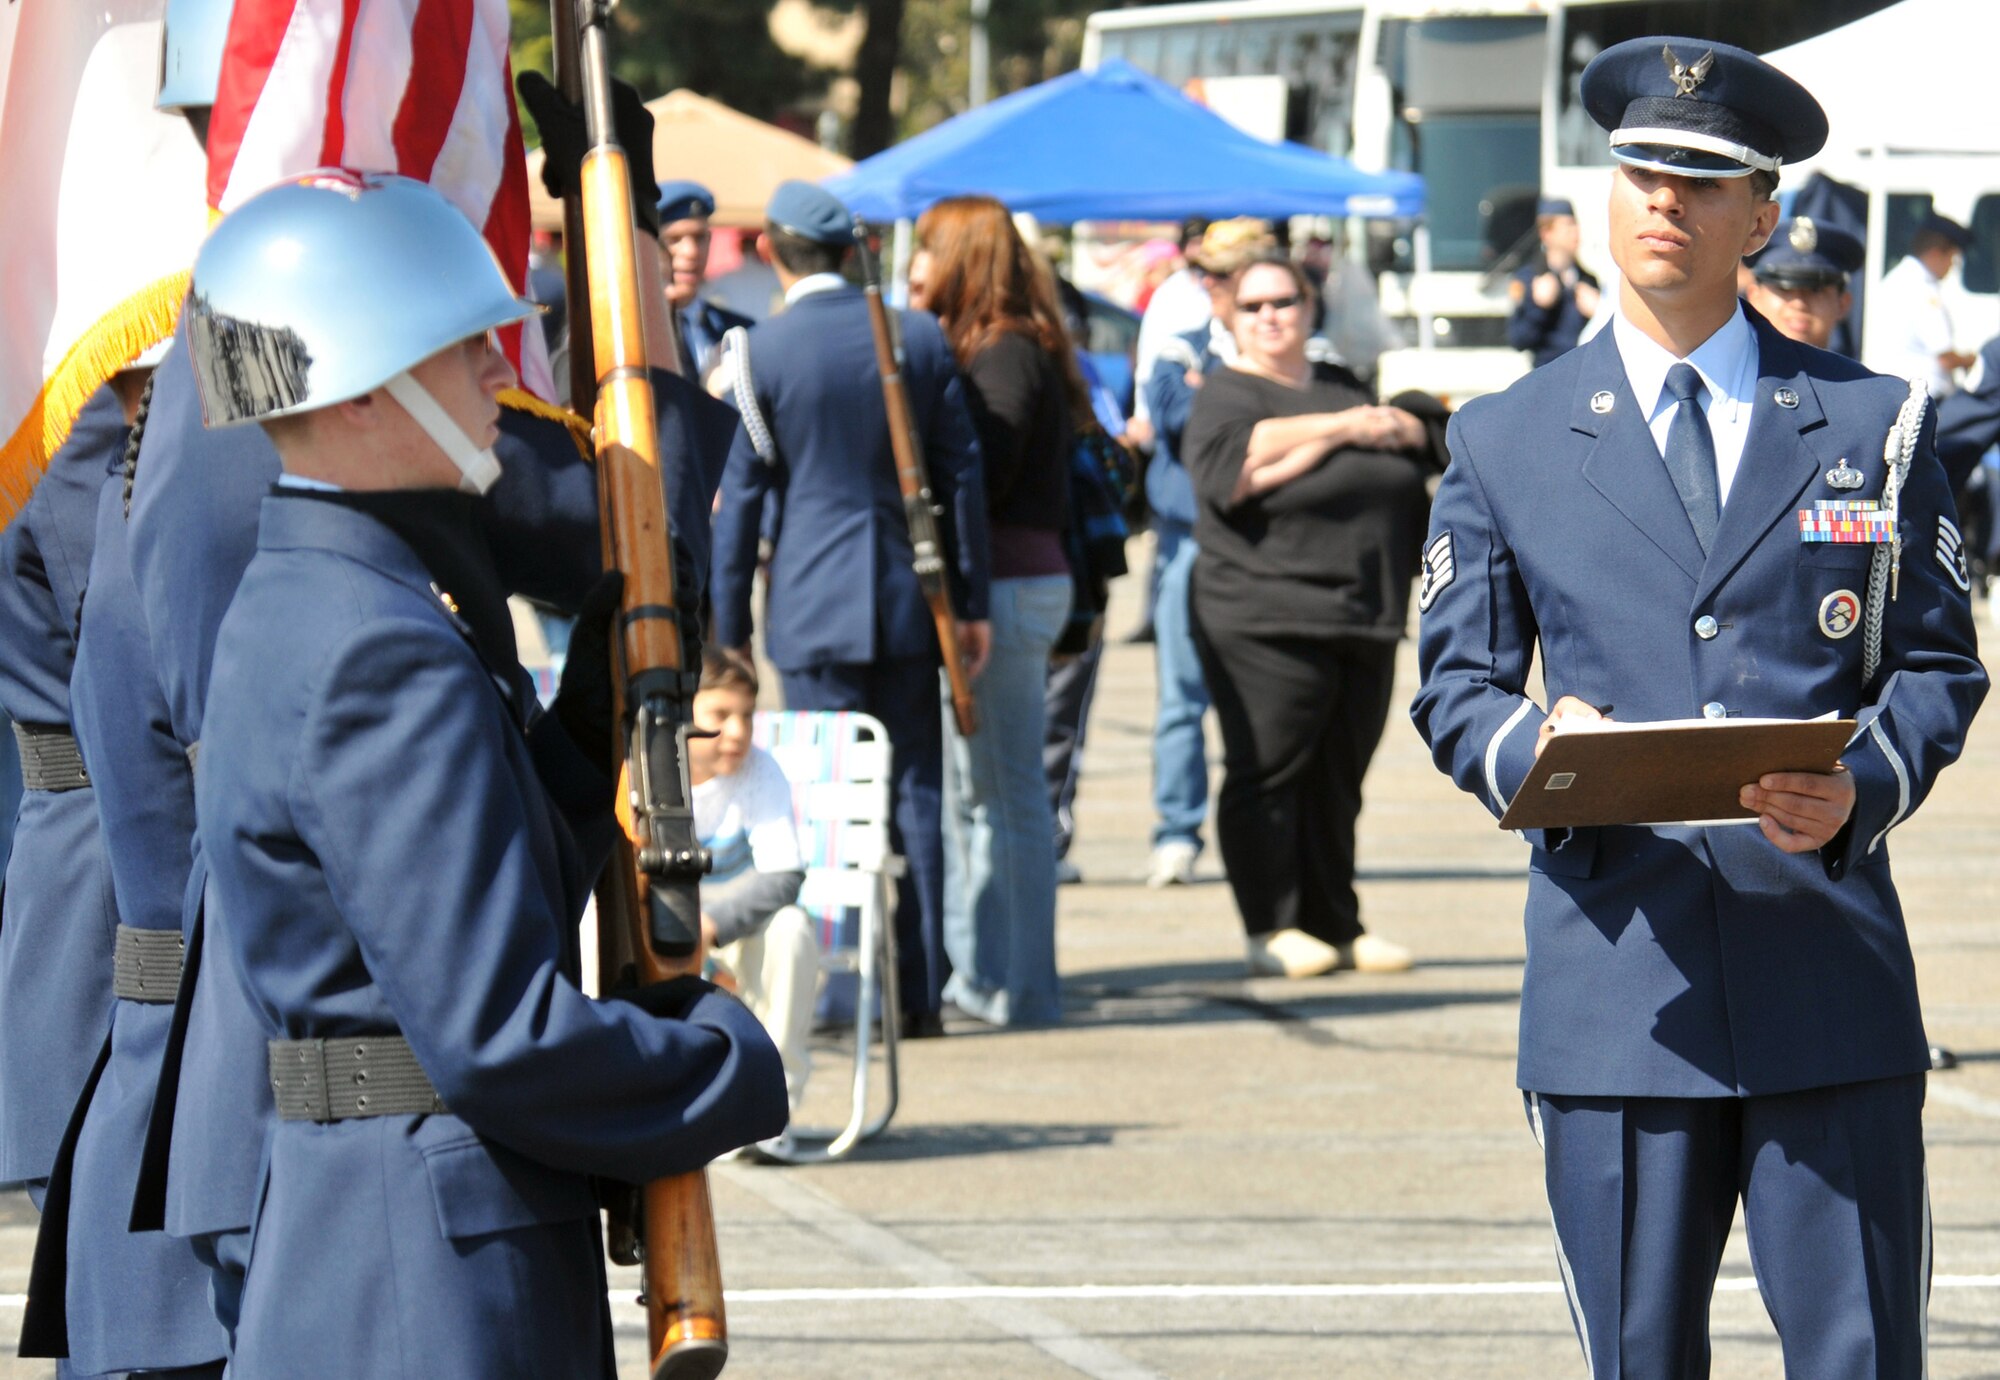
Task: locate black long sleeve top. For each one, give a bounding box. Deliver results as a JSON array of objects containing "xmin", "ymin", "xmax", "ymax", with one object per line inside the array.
[{"xmin": 1183, "ymin": 363, "xmax": 1443, "ymax": 640}]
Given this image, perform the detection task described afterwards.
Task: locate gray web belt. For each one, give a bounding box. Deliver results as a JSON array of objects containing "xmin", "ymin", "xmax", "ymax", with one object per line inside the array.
[
  {"xmin": 269, "ymin": 1036, "xmax": 446, "ymax": 1121},
  {"xmin": 13, "ymin": 724, "xmax": 89, "ymax": 792},
  {"xmin": 113, "ymin": 926, "xmax": 184, "ymax": 1003}
]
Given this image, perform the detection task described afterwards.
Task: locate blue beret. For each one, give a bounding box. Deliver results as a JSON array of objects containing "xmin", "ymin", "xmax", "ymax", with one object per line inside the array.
[
  {"xmin": 1753, "ymin": 216, "xmax": 1864, "ymax": 288},
  {"xmin": 1917, "ymin": 212, "xmax": 1973, "ymax": 248},
  {"xmin": 766, "ymin": 180, "xmax": 855, "ymax": 246},
  {"xmin": 655, "ymin": 180, "xmax": 715, "ymax": 225},
  {"xmin": 1537, "ymin": 197, "xmax": 1576, "ymax": 219},
  {"xmin": 1581, "ymin": 37, "xmax": 1827, "ymax": 178}
]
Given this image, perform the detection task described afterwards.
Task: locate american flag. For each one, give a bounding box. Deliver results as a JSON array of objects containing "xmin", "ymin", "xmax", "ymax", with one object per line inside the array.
[{"xmin": 207, "ymin": 0, "xmax": 554, "ymax": 401}]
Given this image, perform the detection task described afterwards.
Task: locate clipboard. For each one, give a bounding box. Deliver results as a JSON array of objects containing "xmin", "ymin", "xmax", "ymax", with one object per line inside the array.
[{"xmin": 1497, "ymin": 717, "xmax": 1857, "ymax": 830}]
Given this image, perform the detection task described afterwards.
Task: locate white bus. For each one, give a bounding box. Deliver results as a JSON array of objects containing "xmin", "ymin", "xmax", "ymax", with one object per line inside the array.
[{"xmin": 1083, "ymin": 0, "xmax": 1909, "ymax": 397}]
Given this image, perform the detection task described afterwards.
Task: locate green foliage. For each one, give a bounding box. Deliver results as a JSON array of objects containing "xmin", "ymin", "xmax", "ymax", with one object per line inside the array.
[
  {"xmin": 894, "ymin": 0, "xmax": 1094, "ymax": 139},
  {"xmin": 507, "ymin": 0, "xmax": 1098, "ymax": 156},
  {"xmin": 509, "ymin": 1, "xmax": 824, "ymax": 149}
]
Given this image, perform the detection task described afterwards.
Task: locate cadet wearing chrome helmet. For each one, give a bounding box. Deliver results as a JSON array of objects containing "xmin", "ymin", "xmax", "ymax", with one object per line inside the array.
[
  {"xmin": 10, "ymin": 6, "xmax": 232, "ymax": 1379},
  {"xmin": 183, "ymin": 169, "xmax": 784, "ymax": 1378}
]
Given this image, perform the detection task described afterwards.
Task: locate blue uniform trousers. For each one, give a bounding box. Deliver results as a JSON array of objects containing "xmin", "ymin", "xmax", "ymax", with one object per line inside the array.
[
  {"xmin": 1149, "ymin": 519, "xmax": 1208, "ymax": 852},
  {"xmin": 1528, "ymin": 1075, "xmax": 1929, "ymax": 1379},
  {"xmin": 779, "ymin": 658, "xmax": 947, "ymax": 1019}
]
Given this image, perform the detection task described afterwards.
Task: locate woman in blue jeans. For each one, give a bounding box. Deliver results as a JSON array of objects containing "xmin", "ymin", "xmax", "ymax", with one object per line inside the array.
[{"xmin": 917, "ymin": 195, "xmax": 1084, "ymax": 1026}]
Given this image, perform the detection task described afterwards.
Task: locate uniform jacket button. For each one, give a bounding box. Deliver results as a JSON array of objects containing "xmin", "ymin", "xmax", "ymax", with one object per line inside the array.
[
  {"xmin": 1703, "ymin": 701, "xmax": 1727, "ymax": 719},
  {"xmin": 1695, "ymin": 615, "xmax": 1719, "ymax": 640}
]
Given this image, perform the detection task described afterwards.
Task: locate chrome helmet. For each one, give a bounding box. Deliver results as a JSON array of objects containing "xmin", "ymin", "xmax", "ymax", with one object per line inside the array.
[
  {"xmin": 157, "ymin": 0, "xmax": 233, "ymax": 112},
  {"xmin": 187, "ymin": 170, "xmax": 536, "ymax": 489}
]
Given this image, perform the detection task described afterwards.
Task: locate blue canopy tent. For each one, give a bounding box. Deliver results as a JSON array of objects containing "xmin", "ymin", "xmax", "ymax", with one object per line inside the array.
[{"xmin": 824, "ymin": 59, "xmax": 1423, "ymax": 224}]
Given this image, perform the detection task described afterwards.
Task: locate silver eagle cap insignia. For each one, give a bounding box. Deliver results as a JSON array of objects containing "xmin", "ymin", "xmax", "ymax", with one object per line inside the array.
[{"xmin": 1661, "ymin": 45, "xmax": 1715, "ymax": 97}]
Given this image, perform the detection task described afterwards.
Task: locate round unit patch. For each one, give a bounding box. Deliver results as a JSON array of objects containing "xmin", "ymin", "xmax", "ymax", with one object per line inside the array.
[{"xmin": 1818, "ymin": 589, "xmax": 1860, "ymax": 640}]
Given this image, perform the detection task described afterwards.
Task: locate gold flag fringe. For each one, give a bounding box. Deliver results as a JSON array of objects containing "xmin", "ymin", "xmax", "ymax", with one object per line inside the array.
[
  {"xmin": 0, "ymin": 270, "xmax": 191, "ymax": 529},
  {"xmin": 497, "ymin": 386, "xmax": 593, "ymax": 462}
]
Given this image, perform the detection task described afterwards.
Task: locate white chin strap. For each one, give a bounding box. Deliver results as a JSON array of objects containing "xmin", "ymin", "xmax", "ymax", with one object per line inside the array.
[{"xmin": 382, "ymin": 372, "xmax": 503, "ymax": 496}]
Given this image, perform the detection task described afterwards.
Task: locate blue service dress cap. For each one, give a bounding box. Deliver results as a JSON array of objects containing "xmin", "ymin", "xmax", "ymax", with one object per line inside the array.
[
  {"xmin": 655, "ymin": 179, "xmax": 716, "ymax": 225},
  {"xmin": 1580, "ymin": 36, "xmax": 1827, "ymax": 178},
  {"xmin": 1537, "ymin": 197, "xmax": 1576, "ymax": 219},
  {"xmin": 766, "ymin": 179, "xmax": 855, "ymax": 246},
  {"xmin": 1753, "ymin": 216, "xmax": 1864, "ymax": 287}
]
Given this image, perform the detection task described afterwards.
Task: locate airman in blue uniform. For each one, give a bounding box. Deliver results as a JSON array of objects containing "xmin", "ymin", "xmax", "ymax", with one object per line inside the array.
[
  {"xmin": 656, "ymin": 179, "xmax": 755, "ymax": 378},
  {"xmin": 0, "ymin": 384, "xmax": 125, "ymax": 1276},
  {"xmin": 1508, "ymin": 198, "xmax": 1602, "ymax": 368},
  {"xmin": 181, "ymin": 170, "xmax": 784, "ymax": 1377},
  {"xmin": 711, "ymin": 181, "xmax": 990, "ymax": 1034},
  {"xmin": 13, "ymin": 19, "xmax": 236, "ymax": 1370},
  {"xmin": 1746, "ymin": 214, "xmax": 1864, "ymax": 356},
  {"xmin": 22, "ymin": 418, "xmax": 229, "ymax": 1379},
  {"xmin": 1938, "ymin": 331, "xmax": 2000, "ymax": 495},
  {"xmin": 103, "ymin": 77, "xmax": 736, "ymax": 1360},
  {"xmin": 1414, "ymin": 38, "xmax": 1986, "ymax": 1377}
]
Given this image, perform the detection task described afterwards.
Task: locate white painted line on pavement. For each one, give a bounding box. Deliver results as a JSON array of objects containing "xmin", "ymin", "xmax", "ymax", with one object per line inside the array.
[
  {"xmin": 10, "ymin": 1276, "xmax": 2000, "ymax": 1315},
  {"xmin": 715, "ymin": 1165, "xmax": 1166, "ymax": 1380},
  {"xmin": 1929, "ymin": 1082, "xmax": 2000, "ymax": 1120},
  {"xmin": 714, "ymin": 1275, "xmax": 2000, "ymax": 1304}
]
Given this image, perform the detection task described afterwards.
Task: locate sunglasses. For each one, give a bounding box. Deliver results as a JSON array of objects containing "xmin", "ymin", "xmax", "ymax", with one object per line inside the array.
[{"xmin": 1237, "ymin": 294, "xmax": 1302, "ymax": 314}]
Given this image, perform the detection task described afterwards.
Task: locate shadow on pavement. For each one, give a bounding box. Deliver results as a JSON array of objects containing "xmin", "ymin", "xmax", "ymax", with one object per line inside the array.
[{"xmin": 841, "ymin": 1120, "xmax": 1139, "ymax": 1162}]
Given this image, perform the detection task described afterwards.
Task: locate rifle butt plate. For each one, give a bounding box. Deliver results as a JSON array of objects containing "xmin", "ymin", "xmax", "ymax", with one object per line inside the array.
[{"xmin": 653, "ymin": 1337, "xmax": 727, "ymax": 1380}]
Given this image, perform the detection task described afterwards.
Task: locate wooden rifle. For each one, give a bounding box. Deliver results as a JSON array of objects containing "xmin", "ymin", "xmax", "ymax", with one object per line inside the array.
[
  {"xmin": 852, "ymin": 227, "xmax": 979, "ymax": 736},
  {"xmin": 547, "ymin": 3, "xmax": 726, "ymax": 1377}
]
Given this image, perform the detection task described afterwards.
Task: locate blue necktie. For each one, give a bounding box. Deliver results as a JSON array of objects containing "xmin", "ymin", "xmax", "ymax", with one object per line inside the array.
[
  {"xmin": 679, "ymin": 305, "xmax": 713, "ymax": 377},
  {"xmin": 1663, "ymin": 362, "xmax": 1720, "ymax": 553}
]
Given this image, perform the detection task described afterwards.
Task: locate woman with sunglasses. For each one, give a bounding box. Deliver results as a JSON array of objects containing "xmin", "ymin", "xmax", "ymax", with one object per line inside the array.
[{"xmin": 1183, "ymin": 254, "xmax": 1445, "ymax": 979}]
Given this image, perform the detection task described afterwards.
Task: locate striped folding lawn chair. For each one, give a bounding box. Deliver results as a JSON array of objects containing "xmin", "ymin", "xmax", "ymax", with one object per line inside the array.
[{"xmin": 750, "ymin": 710, "xmax": 901, "ymax": 1160}]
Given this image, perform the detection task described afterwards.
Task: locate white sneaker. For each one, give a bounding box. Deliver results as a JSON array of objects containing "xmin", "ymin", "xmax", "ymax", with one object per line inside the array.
[
  {"xmin": 1146, "ymin": 840, "xmax": 1199, "ymax": 888},
  {"xmin": 1244, "ymin": 928, "xmax": 1342, "ymax": 978},
  {"xmin": 1335, "ymin": 933, "xmax": 1414, "ymax": 974}
]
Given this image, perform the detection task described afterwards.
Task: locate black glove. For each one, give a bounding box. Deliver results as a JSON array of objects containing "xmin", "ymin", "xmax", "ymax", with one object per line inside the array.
[
  {"xmin": 553, "ymin": 569, "xmax": 623, "ymax": 768},
  {"xmin": 516, "ymin": 70, "xmax": 660, "ymax": 234}
]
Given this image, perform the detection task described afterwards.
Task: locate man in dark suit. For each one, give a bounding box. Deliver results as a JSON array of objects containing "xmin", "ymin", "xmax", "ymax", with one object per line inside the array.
[
  {"xmin": 1415, "ymin": 37, "xmax": 1985, "ymax": 1376},
  {"xmin": 657, "ymin": 179, "xmax": 754, "ymax": 380},
  {"xmin": 711, "ymin": 180, "xmax": 990, "ymax": 1037}
]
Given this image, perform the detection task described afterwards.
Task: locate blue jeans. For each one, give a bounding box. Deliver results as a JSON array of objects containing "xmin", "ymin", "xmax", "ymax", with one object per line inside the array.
[
  {"xmin": 1151, "ymin": 522, "xmax": 1209, "ymax": 850},
  {"xmin": 943, "ymin": 574, "xmax": 1072, "ymax": 1025}
]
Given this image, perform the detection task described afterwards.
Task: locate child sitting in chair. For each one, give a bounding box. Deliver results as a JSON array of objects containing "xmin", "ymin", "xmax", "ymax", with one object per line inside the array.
[{"xmin": 691, "ymin": 648, "xmax": 820, "ymax": 1119}]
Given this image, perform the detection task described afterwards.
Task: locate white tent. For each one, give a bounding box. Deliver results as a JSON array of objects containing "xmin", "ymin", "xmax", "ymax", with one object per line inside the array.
[
  {"xmin": 1768, "ymin": 0, "xmax": 2000, "ymax": 164},
  {"xmin": 1767, "ymin": 0, "xmax": 2000, "ymax": 356}
]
